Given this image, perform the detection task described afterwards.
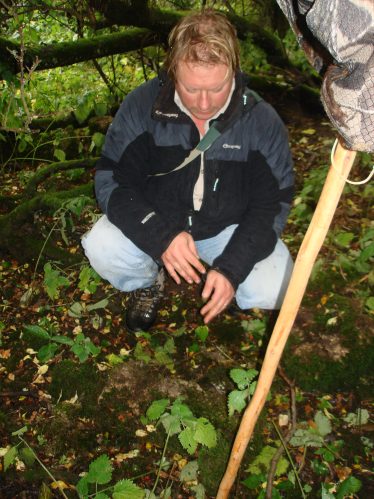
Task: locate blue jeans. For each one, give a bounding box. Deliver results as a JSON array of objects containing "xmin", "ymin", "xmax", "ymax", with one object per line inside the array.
[{"xmin": 82, "ymin": 215, "xmax": 293, "ymax": 310}]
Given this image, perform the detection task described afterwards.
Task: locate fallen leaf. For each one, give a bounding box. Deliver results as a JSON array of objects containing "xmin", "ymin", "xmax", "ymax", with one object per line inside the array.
[{"xmin": 50, "ymin": 480, "xmax": 71, "ymax": 490}]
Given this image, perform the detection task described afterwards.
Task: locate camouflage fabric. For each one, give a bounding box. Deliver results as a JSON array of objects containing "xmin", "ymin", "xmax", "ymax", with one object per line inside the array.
[{"xmin": 276, "ymin": 0, "xmax": 374, "ymax": 152}]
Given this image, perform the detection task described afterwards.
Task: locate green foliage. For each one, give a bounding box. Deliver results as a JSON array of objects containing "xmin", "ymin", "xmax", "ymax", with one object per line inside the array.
[
  {"xmin": 290, "ymin": 410, "xmax": 332, "ymax": 448},
  {"xmin": 22, "ymin": 323, "xmax": 100, "ymax": 363},
  {"xmin": 43, "ymin": 262, "xmax": 70, "ymax": 299},
  {"xmin": 134, "ymin": 332, "xmax": 176, "ymax": 371},
  {"xmin": 227, "ymin": 367, "xmax": 258, "ymax": 416},
  {"xmin": 194, "ymin": 325, "xmax": 209, "ymax": 343},
  {"xmin": 68, "ymin": 298, "xmax": 109, "ymax": 318},
  {"xmin": 291, "ymin": 167, "xmax": 327, "ymax": 224},
  {"xmin": 76, "ymin": 454, "xmax": 145, "ymax": 498},
  {"xmin": 246, "ymin": 445, "xmax": 289, "ymax": 476},
  {"xmin": 145, "ymin": 398, "xmax": 217, "ymax": 455},
  {"xmin": 240, "ymin": 37, "xmax": 271, "ymax": 73},
  {"xmin": 71, "ymin": 333, "xmax": 101, "ymax": 362},
  {"xmin": 335, "ymin": 476, "xmax": 362, "ymax": 498},
  {"xmin": 343, "ymin": 408, "xmax": 369, "ymax": 427},
  {"xmin": 78, "ymin": 266, "xmax": 101, "ymax": 294},
  {"xmin": 241, "ymin": 318, "xmax": 267, "ymax": 339},
  {"xmin": 188, "ymin": 324, "xmax": 209, "ymax": 353}
]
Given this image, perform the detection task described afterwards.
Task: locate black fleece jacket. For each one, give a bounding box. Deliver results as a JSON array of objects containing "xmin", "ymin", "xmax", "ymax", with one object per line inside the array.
[{"xmin": 95, "ymin": 72, "xmax": 294, "ymax": 289}]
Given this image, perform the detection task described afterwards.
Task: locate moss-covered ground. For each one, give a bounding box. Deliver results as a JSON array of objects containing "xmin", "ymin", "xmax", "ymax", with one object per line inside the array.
[{"xmin": 0, "ymin": 108, "xmax": 373, "ymax": 498}]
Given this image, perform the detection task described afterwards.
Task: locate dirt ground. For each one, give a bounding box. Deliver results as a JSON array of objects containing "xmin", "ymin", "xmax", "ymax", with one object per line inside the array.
[{"xmin": 0, "ymin": 100, "xmax": 373, "ymax": 498}]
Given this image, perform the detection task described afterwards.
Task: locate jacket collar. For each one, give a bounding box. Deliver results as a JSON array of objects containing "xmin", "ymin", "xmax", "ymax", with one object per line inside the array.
[{"xmin": 151, "ymin": 70, "xmax": 250, "ymax": 128}]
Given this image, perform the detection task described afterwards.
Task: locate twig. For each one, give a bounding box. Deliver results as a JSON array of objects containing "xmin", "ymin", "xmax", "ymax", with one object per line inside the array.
[
  {"xmin": 0, "ymin": 391, "xmax": 39, "ymax": 398},
  {"xmin": 266, "ymin": 366, "xmax": 304, "ymax": 499},
  {"xmin": 213, "ymin": 342, "xmax": 235, "ymax": 361},
  {"xmin": 18, "ymin": 436, "xmax": 69, "ymax": 499},
  {"xmin": 151, "ymin": 427, "xmax": 172, "ymax": 495}
]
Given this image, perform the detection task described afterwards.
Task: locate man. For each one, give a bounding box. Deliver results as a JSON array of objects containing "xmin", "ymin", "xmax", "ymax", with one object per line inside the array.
[{"xmin": 82, "ymin": 10, "xmax": 294, "ymax": 332}]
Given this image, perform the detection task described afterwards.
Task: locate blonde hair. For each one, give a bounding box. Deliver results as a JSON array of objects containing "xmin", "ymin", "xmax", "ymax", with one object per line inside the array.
[{"xmin": 165, "ymin": 10, "xmax": 240, "ymax": 81}]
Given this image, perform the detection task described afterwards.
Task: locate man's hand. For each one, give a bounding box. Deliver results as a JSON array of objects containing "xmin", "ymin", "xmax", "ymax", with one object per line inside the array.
[
  {"xmin": 200, "ymin": 270, "xmax": 235, "ymax": 323},
  {"xmin": 161, "ymin": 231, "xmax": 206, "ymax": 284}
]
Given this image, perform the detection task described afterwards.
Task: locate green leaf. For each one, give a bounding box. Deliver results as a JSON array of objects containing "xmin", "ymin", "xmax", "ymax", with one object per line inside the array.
[
  {"xmin": 191, "ymin": 483, "xmax": 205, "ymax": 499},
  {"xmin": 76, "ymin": 475, "xmax": 89, "ymax": 497},
  {"xmin": 290, "ymin": 428, "xmax": 324, "ymax": 448},
  {"xmin": 146, "ymin": 399, "xmax": 170, "ymax": 421},
  {"xmin": 321, "ymin": 483, "xmax": 336, "ymax": 499},
  {"xmin": 74, "ymin": 101, "xmax": 92, "ymax": 124},
  {"xmin": 171, "ymin": 399, "xmax": 194, "ymax": 420},
  {"xmin": 78, "ymin": 266, "xmax": 100, "ymax": 294},
  {"xmin": 336, "ymin": 476, "xmax": 362, "ymax": 498},
  {"xmin": 163, "ymin": 337, "xmax": 176, "ymax": 354},
  {"xmin": 86, "ymin": 298, "xmax": 109, "ymax": 312},
  {"xmin": 160, "ymin": 413, "xmax": 181, "ymax": 436},
  {"xmin": 144, "ymin": 491, "xmax": 157, "ymax": 499},
  {"xmin": 68, "ymin": 302, "xmax": 84, "ymax": 318},
  {"xmin": 90, "ymin": 131, "xmax": 105, "ymax": 152},
  {"xmin": 94, "ymin": 494, "xmax": 110, "ymax": 499},
  {"xmin": 23, "ymin": 325, "xmax": 50, "ymax": 342},
  {"xmin": 315, "ymin": 411, "xmax": 332, "ymax": 437},
  {"xmin": 179, "ymin": 460, "xmax": 198, "ymax": 482},
  {"xmin": 50, "ymin": 335, "xmax": 74, "ymax": 345},
  {"xmin": 159, "ymin": 485, "xmax": 172, "ymax": 499},
  {"xmin": 37, "ymin": 343, "xmax": 59, "ymax": 362},
  {"xmin": 154, "ymin": 349, "xmax": 174, "ymax": 370},
  {"xmin": 12, "ymin": 426, "xmax": 28, "ymax": 436},
  {"xmin": 94, "ymin": 104, "xmax": 107, "ymax": 117},
  {"xmin": 194, "ymin": 325, "xmax": 209, "ymax": 342},
  {"xmin": 194, "ymin": 418, "xmax": 217, "ymax": 448},
  {"xmin": 178, "ymin": 427, "xmax": 198, "ymax": 455},
  {"xmin": 71, "ymin": 334, "xmax": 100, "ymax": 362},
  {"xmin": 246, "ymin": 446, "xmax": 288, "ymax": 476},
  {"xmin": 230, "ymin": 368, "xmax": 258, "ymax": 390},
  {"xmin": 113, "ymin": 479, "xmax": 145, "ymax": 499},
  {"xmin": 343, "ymin": 408, "xmax": 369, "ymax": 426},
  {"xmin": 38, "ymin": 482, "xmax": 53, "ymax": 499},
  {"xmin": 4, "ymin": 446, "xmax": 18, "ymax": 471},
  {"xmin": 228, "ymin": 389, "xmax": 248, "ymax": 416},
  {"xmin": 334, "ymin": 232, "xmax": 354, "ymax": 248},
  {"xmin": 242, "ymin": 473, "xmax": 266, "ymax": 490},
  {"xmin": 106, "ymin": 353, "xmax": 124, "ymax": 366},
  {"xmin": 134, "ymin": 342, "xmax": 151, "ymax": 363},
  {"xmin": 365, "ymin": 296, "xmax": 374, "ymax": 311},
  {"xmin": 43, "ymin": 263, "xmax": 70, "ymax": 300},
  {"xmin": 358, "ymin": 242, "xmax": 374, "ymax": 262},
  {"xmin": 53, "ymin": 148, "xmax": 66, "ymax": 161},
  {"xmin": 87, "ymin": 454, "xmax": 112, "ymax": 485},
  {"xmin": 19, "ymin": 446, "xmax": 36, "ymax": 466},
  {"xmin": 64, "ymin": 195, "xmax": 91, "ymax": 216},
  {"xmin": 241, "ymin": 318, "xmax": 266, "ymax": 336}
]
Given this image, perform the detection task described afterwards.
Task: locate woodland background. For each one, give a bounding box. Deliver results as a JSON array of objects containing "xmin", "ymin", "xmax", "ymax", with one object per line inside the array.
[{"xmin": 0, "ymin": 1, "xmax": 373, "ymax": 498}]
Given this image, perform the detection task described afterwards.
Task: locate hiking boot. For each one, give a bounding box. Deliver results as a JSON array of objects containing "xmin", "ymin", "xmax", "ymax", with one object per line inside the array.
[{"xmin": 125, "ymin": 269, "xmax": 165, "ymax": 332}]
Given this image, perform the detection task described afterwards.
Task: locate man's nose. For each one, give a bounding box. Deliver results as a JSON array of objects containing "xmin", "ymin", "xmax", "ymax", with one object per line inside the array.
[{"xmin": 198, "ymin": 91, "xmax": 210, "ymax": 110}]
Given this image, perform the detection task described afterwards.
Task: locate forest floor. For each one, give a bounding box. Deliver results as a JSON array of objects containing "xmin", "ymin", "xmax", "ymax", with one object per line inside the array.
[{"xmin": 0, "ymin": 101, "xmax": 373, "ymax": 498}]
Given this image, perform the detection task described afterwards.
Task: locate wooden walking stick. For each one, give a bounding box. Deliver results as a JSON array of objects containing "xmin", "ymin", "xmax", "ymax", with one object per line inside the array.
[{"xmin": 216, "ymin": 139, "xmax": 357, "ymax": 498}]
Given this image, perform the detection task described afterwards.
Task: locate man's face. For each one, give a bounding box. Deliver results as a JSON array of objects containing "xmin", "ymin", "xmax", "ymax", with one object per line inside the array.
[{"xmin": 175, "ymin": 60, "xmax": 233, "ymax": 121}]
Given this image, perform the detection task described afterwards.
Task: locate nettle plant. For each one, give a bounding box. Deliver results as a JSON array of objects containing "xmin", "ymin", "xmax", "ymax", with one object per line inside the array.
[
  {"xmin": 21, "ymin": 263, "xmax": 105, "ymax": 363},
  {"xmin": 141, "ymin": 397, "xmax": 217, "ymax": 497},
  {"xmin": 227, "ymin": 367, "xmax": 259, "ymax": 416},
  {"xmin": 22, "ymin": 321, "xmax": 101, "ymax": 363},
  {"xmin": 242, "ymin": 408, "xmax": 365, "ymax": 498},
  {"xmin": 133, "ymin": 325, "xmax": 210, "ymax": 372}
]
